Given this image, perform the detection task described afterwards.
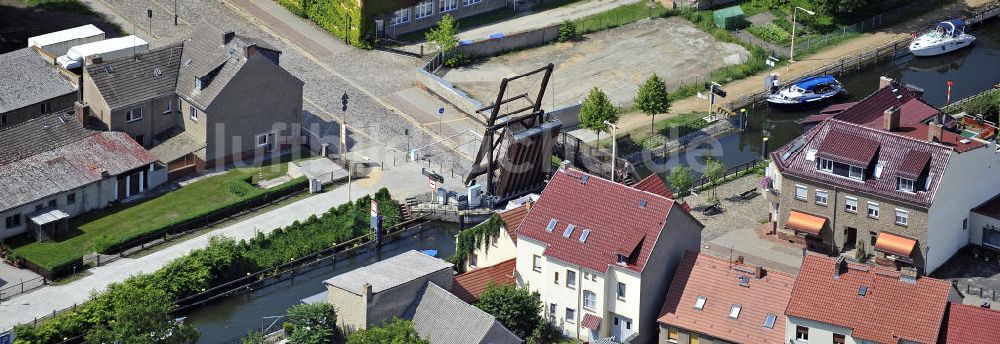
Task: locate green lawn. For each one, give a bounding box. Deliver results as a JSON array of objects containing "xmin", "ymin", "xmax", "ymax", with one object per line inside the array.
[{"xmin": 11, "ymin": 162, "xmax": 302, "ymax": 270}]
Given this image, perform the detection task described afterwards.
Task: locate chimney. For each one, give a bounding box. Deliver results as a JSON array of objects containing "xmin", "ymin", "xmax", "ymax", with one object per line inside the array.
[
  {"xmin": 223, "ymin": 31, "xmax": 236, "ymax": 44},
  {"xmin": 84, "ymin": 55, "xmax": 102, "ymax": 66},
  {"xmin": 754, "ymin": 266, "xmax": 766, "ymax": 279},
  {"xmin": 74, "ymin": 101, "xmax": 90, "ymax": 125},
  {"xmin": 559, "ymin": 160, "xmax": 570, "ymax": 172},
  {"xmin": 734, "ymin": 255, "xmax": 745, "ymax": 266},
  {"xmin": 879, "ymin": 76, "xmax": 894, "ymax": 89},
  {"xmin": 928, "ymin": 121, "xmax": 944, "ymax": 143},
  {"xmin": 834, "ymin": 256, "xmax": 846, "ymax": 278},
  {"xmin": 884, "ymin": 106, "xmax": 900, "ymax": 132},
  {"xmin": 361, "ymin": 283, "xmax": 372, "ymax": 300},
  {"xmin": 899, "ymin": 267, "xmax": 918, "ymax": 284}
]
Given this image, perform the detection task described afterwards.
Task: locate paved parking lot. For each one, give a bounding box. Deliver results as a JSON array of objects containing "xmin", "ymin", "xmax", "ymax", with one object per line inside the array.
[
  {"xmin": 932, "ymin": 246, "xmax": 1000, "ymax": 305},
  {"xmin": 443, "ymin": 17, "xmax": 749, "ymax": 108}
]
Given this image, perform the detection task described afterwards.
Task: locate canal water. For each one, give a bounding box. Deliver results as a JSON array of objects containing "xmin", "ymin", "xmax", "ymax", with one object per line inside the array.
[
  {"xmin": 184, "ymin": 222, "xmax": 461, "ymax": 343},
  {"xmin": 654, "ymin": 19, "xmax": 1000, "ymax": 175}
]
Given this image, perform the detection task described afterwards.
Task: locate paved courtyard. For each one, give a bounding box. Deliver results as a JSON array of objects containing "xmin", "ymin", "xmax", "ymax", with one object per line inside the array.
[
  {"xmin": 932, "ymin": 246, "xmax": 1000, "ymax": 305},
  {"xmin": 443, "ymin": 16, "xmax": 749, "ymax": 108},
  {"xmin": 683, "ymin": 174, "xmax": 805, "ymax": 274}
]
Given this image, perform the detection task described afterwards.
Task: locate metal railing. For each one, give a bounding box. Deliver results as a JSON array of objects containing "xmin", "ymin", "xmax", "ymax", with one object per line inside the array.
[
  {"xmin": 691, "ymin": 159, "xmax": 765, "ymax": 192},
  {"xmin": 0, "ymin": 276, "xmax": 46, "ymax": 301}
]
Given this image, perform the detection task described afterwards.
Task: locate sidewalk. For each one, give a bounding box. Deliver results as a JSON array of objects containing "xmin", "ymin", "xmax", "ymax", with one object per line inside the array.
[
  {"xmin": 0, "ymin": 160, "xmax": 466, "ymax": 332},
  {"xmin": 403, "ymin": 0, "xmax": 640, "ymax": 52},
  {"xmin": 611, "ymin": 0, "xmax": 993, "ymax": 134}
]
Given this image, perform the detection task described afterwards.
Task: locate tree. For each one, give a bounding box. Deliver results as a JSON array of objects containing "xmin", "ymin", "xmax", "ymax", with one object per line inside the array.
[
  {"xmin": 426, "ymin": 13, "xmax": 459, "ymax": 56},
  {"xmin": 703, "ymin": 159, "xmax": 725, "ymax": 201},
  {"xmin": 286, "ymin": 303, "xmax": 339, "ymax": 344},
  {"xmin": 668, "ymin": 165, "xmax": 694, "ymax": 201},
  {"xmin": 634, "ymin": 73, "xmax": 670, "ymax": 134},
  {"xmin": 84, "ymin": 284, "xmax": 200, "ymax": 344},
  {"xmin": 475, "ymin": 283, "xmax": 544, "ymax": 339},
  {"xmin": 579, "ymin": 87, "xmax": 620, "ymax": 144},
  {"xmin": 347, "ymin": 318, "xmax": 428, "ymax": 344}
]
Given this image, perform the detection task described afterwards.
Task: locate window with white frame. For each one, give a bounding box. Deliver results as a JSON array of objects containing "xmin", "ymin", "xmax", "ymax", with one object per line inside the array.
[
  {"xmin": 414, "ymin": 1, "xmax": 433, "ymax": 19},
  {"xmin": 815, "ymin": 189, "xmax": 828, "ymax": 205},
  {"xmin": 895, "ymin": 209, "xmax": 908, "ymax": 226},
  {"xmin": 532, "ymin": 255, "xmax": 541, "ymax": 271},
  {"xmin": 818, "ymin": 158, "xmax": 834, "ymax": 172},
  {"xmin": 126, "ymin": 107, "xmax": 143, "ymax": 122},
  {"xmin": 796, "ymin": 326, "xmax": 809, "ymax": 341},
  {"xmin": 165, "ymin": 98, "xmax": 173, "ymax": 114},
  {"xmin": 565, "ymin": 307, "xmax": 576, "ymax": 323},
  {"xmin": 617, "ymin": 282, "xmax": 626, "ymax": 299},
  {"xmin": 583, "ymin": 290, "xmax": 596, "ymax": 310},
  {"xmin": 867, "ymin": 202, "xmax": 879, "ymax": 218},
  {"xmin": 190, "ymin": 105, "xmax": 199, "ymax": 121},
  {"xmin": 898, "ymin": 177, "xmax": 915, "ymax": 192},
  {"xmin": 795, "ymin": 185, "xmax": 807, "ymax": 200},
  {"xmin": 845, "ymin": 196, "xmax": 858, "ymax": 213},
  {"xmin": 439, "ymin": 0, "xmax": 457, "ymax": 12},
  {"xmin": 463, "ymin": 0, "xmax": 482, "ymax": 5},
  {"xmin": 391, "ymin": 8, "xmax": 410, "ymax": 26},
  {"xmin": 849, "ymin": 165, "xmax": 864, "ymax": 180},
  {"xmin": 566, "ymin": 270, "xmax": 576, "ymax": 288},
  {"xmin": 468, "ymin": 253, "xmax": 478, "ymax": 267},
  {"xmin": 255, "ymin": 133, "xmax": 272, "ymax": 148}
]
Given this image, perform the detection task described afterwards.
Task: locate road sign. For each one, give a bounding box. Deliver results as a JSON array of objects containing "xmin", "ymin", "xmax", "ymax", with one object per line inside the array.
[
  {"xmin": 421, "ymin": 168, "xmax": 444, "ymax": 183},
  {"xmin": 341, "ymin": 92, "xmax": 350, "ymax": 106},
  {"xmin": 0, "ymin": 331, "xmax": 14, "ymax": 344},
  {"xmin": 428, "ymin": 178, "xmax": 437, "ymax": 190},
  {"xmin": 438, "ymin": 107, "xmax": 445, "ymax": 115},
  {"xmin": 370, "ymin": 199, "xmax": 379, "ymax": 217}
]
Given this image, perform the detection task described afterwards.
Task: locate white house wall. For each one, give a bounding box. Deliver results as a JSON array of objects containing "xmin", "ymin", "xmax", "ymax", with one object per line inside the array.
[
  {"xmin": 467, "ymin": 224, "xmax": 517, "ymax": 270},
  {"xmin": 786, "ymin": 316, "xmax": 861, "ymax": 344},
  {"xmin": 926, "ymin": 144, "xmax": 1000, "ymax": 272}
]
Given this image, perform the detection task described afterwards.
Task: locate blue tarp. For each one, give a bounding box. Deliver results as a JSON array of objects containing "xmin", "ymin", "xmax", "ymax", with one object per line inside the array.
[
  {"xmin": 795, "ymin": 75, "xmax": 837, "ymax": 90},
  {"xmin": 938, "ymin": 19, "xmax": 965, "ymax": 35},
  {"xmin": 489, "ymin": 33, "xmax": 504, "ymax": 39}
]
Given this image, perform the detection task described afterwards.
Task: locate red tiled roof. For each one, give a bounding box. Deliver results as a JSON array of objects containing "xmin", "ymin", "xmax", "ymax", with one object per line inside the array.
[
  {"xmin": 658, "ymin": 252, "xmax": 794, "ymax": 344},
  {"xmin": 451, "ymin": 258, "xmax": 516, "ymax": 303},
  {"xmin": 939, "ymin": 303, "xmax": 1000, "ymax": 344},
  {"xmin": 581, "ymin": 313, "xmax": 602, "ymax": 331},
  {"xmin": 772, "ymin": 118, "xmax": 952, "ymax": 208},
  {"xmin": 499, "ymin": 203, "xmax": 531, "ymax": 241},
  {"xmin": 633, "ymin": 174, "xmax": 675, "ymax": 199},
  {"xmin": 785, "ymin": 255, "xmax": 952, "ymax": 344},
  {"xmin": 816, "ymin": 130, "xmax": 880, "ymax": 167},
  {"xmin": 898, "ymin": 150, "xmax": 932, "ymax": 180},
  {"xmin": 516, "ymin": 169, "xmax": 699, "ymax": 273}
]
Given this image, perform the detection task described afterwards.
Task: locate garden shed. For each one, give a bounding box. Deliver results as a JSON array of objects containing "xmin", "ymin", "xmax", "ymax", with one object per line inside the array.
[{"xmin": 713, "ymin": 6, "xmax": 745, "ymax": 30}]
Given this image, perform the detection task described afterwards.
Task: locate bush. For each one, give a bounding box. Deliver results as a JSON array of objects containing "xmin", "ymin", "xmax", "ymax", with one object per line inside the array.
[
  {"xmin": 747, "ymin": 23, "xmax": 791, "ymax": 45},
  {"xmin": 557, "ymin": 20, "xmax": 578, "ymax": 42},
  {"xmin": 444, "ymin": 53, "xmax": 471, "ymax": 67}
]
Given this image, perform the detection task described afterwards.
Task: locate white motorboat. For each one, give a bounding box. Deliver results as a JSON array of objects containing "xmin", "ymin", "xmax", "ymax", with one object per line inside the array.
[
  {"xmin": 909, "ymin": 19, "xmax": 975, "ymax": 57},
  {"xmin": 766, "ymin": 75, "xmax": 847, "ymax": 109}
]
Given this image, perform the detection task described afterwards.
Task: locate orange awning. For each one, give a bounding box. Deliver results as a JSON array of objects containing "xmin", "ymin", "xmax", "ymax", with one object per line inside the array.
[
  {"xmin": 875, "ymin": 232, "xmax": 917, "ymax": 257},
  {"xmin": 785, "ymin": 211, "xmax": 827, "ymax": 235}
]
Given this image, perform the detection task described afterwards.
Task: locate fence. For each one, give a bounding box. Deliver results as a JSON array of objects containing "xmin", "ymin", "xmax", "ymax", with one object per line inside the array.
[
  {"xmin": 786, "ymin": 0, "xmax": 951, "ymax": 55},
  {"xmin": 691, "ymin": 158, "xmax": 765, "ymax": 192},
  {"xmin": 0, "ymin": 276, "xmax": 46, "ymax": 301},
  {"xmin": 942, "ymin": 88, "xmax": 1000, "ymax": 114},
  {"xmin": 555, "ymin": 132, "xmax": 640, "ymax": 185}
]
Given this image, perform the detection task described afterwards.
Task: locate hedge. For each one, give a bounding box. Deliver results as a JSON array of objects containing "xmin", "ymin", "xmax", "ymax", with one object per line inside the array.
[{"xmin": 13, "ymin": 188, "xmax": 403, "ymax": 343}]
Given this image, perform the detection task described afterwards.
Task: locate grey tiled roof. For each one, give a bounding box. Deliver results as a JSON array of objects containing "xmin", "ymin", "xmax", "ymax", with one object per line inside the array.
[
  {"xmin": 0, "ymin": 128, "xmax": 158, "ymax": 211},
  {"xmin": 323, "ymin": 250, "xmax": 453, "ymax": 295},
  {"xmin": 0, "ymin": 110, "xmax": 94, "ymax": 164},
  {"xmin": 0, "ymin": 48, "xmax": 77, "ymax": 113},
  {"xmin": 85, "ymin": 43, "xmax": 183, "ymax": 110},
  {"xmin": 406, "ymin": 283, "xmax": 522, "ymax": 344},
  {"xmin": 176, "ymin": 24, "xmax": 283, "ymax": 109}
]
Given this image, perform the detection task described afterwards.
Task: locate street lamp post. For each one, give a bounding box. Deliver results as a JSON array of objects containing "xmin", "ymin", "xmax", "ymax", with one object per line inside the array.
[
  {"xmin": 761, "ymin": 136, "xmax": 770, "ymax": 160},
  {"xmin": 790, "ymin": 6, "xmax": 815, "ymax": 63},
  {"xmin": 604, "ymin": 120, "xmax": 618, "ymax": 182},
  {"xmin": 174, "ymin": 0, "xmax": 178, "ymax": 26}
]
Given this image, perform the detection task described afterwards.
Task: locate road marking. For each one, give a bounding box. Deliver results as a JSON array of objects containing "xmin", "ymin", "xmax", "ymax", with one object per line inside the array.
[{"xmin": 220, "ymin": 0, "xmax": 472, "ymax": 161}]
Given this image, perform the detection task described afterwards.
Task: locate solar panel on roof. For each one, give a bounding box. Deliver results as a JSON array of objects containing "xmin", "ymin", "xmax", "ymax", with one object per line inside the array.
[
  {"xmin": 782, "ymin": 138, "xmax": 805, "ymax": 161},
  {"xmin": 562, "ymin": 224, "xmax": 575, "ymax": 238},
  {"xmin": 546, "ymin": 219, "xmax": 557, "ymax": 232}
]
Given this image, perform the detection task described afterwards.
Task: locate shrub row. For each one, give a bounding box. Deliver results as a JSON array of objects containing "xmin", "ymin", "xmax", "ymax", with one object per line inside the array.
[
  {"xmin": 13, "ymin": 188, "xmax": 403, "ymax": 343},
  {"xmin": 747, "ymin": 23, "xmax": 791, "ymax": 46}
]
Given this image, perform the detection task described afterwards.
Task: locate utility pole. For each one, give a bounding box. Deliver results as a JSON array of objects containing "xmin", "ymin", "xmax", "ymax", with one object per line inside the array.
[{"xmin": 342, "ymin": 92, "xmax": 351, "ymax": 201}]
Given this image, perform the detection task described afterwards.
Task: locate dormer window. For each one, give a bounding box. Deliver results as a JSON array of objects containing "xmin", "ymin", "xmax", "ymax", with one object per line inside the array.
[
  {"xmin": 616, "ymin": 254, "xmax": 627, "ymax": 265},
  {"xmin": 195, "ymin": 77, "xmax": 203, "ymax": 90},
  {"xmin": 818, "ymin": 158, "xmax": 833, "ymax": 172},
  {"xmin": 848, "ymin": 165, "xmax": 864, "ymax": 180},
  {"xmin": 816, "ymin": 157, "xmax": 864, "ymax": 181},
  {"xmin": 897, "ymin": 177, "xmax": 915, "ymax": 192}
]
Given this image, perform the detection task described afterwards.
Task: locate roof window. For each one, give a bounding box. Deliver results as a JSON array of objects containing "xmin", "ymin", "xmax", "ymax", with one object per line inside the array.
[
  {"xmin": 729, "ymin": 304, "xmax": 742, "ymax": 319},
  {"xmin": 579, "ymin": 229, "xmax": 590, "ymax": 243},
  {"xmin": 694, "ymin": 296, "xmax": 706, "ymax": 310},
  {"xmin": 545, "ymin": 219, "xmax": 557, "ymax": 232},
  {"xmin": 763, "ymin": 313, "xmax": 777, "ymax": 329},
  {"xmin": 562, "ymin": 224, "xmax": 575, "ymax": 238}
]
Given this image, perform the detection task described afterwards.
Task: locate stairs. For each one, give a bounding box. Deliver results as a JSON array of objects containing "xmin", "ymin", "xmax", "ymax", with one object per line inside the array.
[{"xmin": 401, "ymin": 197, "xmax": 418, "ymax": 222}]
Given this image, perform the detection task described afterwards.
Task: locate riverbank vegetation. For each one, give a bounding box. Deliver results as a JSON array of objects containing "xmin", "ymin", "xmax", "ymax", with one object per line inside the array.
[{"xmin": 13, "ymin": 189, "xmax": 403, "ymax": 342}]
